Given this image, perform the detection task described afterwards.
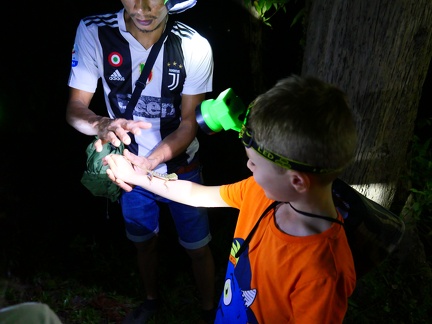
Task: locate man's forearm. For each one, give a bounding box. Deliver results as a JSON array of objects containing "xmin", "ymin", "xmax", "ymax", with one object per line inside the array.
[{"xmin": 146, "ymin": 123, "xmax": 198, "ymax": 167}]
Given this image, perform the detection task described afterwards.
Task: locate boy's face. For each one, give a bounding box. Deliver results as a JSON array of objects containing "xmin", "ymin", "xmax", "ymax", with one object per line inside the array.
[{"xmin": 245, "ymin": 148, "xmax": 292, "ymax": 202}]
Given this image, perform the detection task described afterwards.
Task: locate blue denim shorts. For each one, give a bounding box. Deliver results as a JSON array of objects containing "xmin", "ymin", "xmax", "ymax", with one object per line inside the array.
[{"xmin": 120, "ymin": 167, "xmax": 211, "ymax": 250}]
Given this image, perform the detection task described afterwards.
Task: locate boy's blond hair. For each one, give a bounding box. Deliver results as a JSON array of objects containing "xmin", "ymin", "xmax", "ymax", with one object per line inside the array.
[{"xmin": 248, "ymin": 75, "xmax": 357, "ymax": 180}]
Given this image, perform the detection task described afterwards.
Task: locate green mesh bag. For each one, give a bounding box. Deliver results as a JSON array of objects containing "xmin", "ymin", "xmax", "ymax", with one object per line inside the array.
[{"xmin": 80, "ymin": 137, "xmax": 124, "ymax": 202}]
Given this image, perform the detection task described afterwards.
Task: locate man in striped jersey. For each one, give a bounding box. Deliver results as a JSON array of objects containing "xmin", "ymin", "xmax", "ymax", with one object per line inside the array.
[{"xmin": 66, "ymin": 1, "xmax": 215, "ymax": 322}]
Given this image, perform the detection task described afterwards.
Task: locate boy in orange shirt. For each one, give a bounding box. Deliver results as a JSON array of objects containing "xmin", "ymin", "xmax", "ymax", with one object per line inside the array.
[{"xmin": 105, "ymin": 75, "xmax": 357, "ymax": 323}]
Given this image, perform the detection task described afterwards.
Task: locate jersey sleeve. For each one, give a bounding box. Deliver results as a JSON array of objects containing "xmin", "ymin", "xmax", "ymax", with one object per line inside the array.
[
  {"xmin": 181, "ymin": 32, "xmax": 213, "ymax": 95},
  {"xmin": 67, "ymin": 19, "xmax": 101, "ymax": 93}
]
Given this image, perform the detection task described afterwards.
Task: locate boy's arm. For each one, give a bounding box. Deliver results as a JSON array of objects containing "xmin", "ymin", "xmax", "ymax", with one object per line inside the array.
[{"xmin": 105, "ymin": 152, "xmax": 229, "ymax": 208}]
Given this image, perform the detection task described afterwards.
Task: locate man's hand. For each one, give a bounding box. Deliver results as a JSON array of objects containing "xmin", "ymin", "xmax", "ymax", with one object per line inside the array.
[
  {"xmin": 94, "ymin": 118, "xmax": 152, "ymax": 152},
  {"xmin": 123, "ymin": 149, "xmax": 158, "ymax": 174}
]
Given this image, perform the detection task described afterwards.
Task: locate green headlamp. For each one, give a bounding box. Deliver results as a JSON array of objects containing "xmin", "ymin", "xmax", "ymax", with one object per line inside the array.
[
  {"xmin": 195, "ymin": 88, "xmax": 246, "ymax": 134},
  {"xmin": 196, "ymin": 89, "xmax": 339, "ymax": 174}
]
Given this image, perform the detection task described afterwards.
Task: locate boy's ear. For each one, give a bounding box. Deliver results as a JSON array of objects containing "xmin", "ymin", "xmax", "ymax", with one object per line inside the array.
[{"xmin": 289, "ymin": 171, "xmax": 311, "ymax": 193}]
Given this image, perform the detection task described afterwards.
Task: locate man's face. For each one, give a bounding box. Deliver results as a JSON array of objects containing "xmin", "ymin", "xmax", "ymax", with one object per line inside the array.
[{"xmin": 121, "ymin": 0, "xmax": 168, "ymax": 33}]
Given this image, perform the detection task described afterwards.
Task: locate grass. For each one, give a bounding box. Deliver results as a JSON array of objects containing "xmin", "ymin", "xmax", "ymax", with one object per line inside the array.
[{"xmin": 0, "ymin": 199, "xmax": 236, "ymax": 323}]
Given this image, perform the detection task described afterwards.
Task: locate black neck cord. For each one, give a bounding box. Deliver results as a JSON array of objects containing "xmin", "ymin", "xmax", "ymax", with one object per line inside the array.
[
  {"xmin": 235, "ymin": 201, "xmax": 279, "ymax": 258},
  {"xmin": 235, "ymin": 201, "xmax": 343, "ymax": 258},
  {"xmin": 286, "ymin": 202, "xmax": 344, "ymax": 226}
]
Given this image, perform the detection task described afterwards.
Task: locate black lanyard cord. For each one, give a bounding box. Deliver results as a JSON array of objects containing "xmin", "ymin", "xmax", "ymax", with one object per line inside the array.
[
  {"xmin": 235, "ymin": 201, "xmax": 279, "ymax": 258},
  {"xmin": 286, "ymin": 202, "xmax": 344, "ymax": 226},
  {"xmin": 235, "ymin": 201, "xmax": 343, "ymax": 258}
]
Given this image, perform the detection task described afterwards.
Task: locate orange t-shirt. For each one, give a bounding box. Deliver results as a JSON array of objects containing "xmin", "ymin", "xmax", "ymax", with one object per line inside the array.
[{"xmin": 216, "ymin": 176, "xmax": 356, "ymax": 324}]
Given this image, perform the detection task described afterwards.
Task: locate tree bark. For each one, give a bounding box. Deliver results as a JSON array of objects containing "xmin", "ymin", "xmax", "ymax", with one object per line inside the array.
[
  {"xmin": 246, "ymin": 13, "xmax": 266, "ymax": 94},
  {"xmin": 236, "ymin": 0, "xmax": 266, "ymax": 95},
  {"xmin": 301, "ymin": 0, "xmax": 432, "ymax": 208}
]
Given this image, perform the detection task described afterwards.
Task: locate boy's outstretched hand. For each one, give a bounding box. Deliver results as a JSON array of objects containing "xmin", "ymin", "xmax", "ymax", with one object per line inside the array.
[{"xmin": 105, "ymin": 153, "xmax": 140, "ymax": 192}]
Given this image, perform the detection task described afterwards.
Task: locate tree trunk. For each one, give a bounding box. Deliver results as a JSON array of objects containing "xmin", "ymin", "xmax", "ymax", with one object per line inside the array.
[
  {"xmin": 236, "ymin": 0, "xmax": 266, "ymax": 96},
  {"xmin": 246, "ymin": 13, "xmax": 265, "ymax": 94},
  {"xmin": 301, "ymin": 0, "xmax": 432, "ymax": 208}
]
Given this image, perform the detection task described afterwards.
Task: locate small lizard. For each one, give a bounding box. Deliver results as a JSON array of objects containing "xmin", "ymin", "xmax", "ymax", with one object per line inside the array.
[
  {"xmin": 121, "ymin": 155, "xmax": 178, "ymax": 186},
  {"xmin": 147, "ymin": 170, "xmax": 178, "ymax": 187}
]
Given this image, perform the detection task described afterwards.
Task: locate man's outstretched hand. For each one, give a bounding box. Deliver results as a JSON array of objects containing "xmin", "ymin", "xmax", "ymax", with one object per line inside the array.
[{"xmin": 94, "ymin": 119, "xmax": 152, "ymax": 152}]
